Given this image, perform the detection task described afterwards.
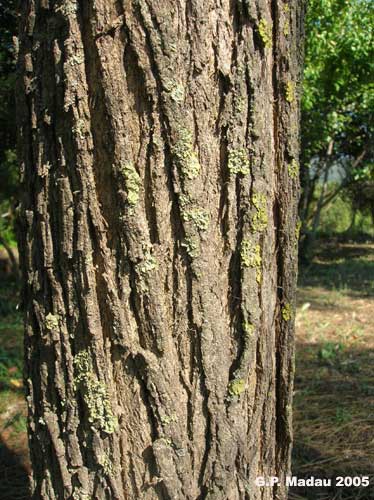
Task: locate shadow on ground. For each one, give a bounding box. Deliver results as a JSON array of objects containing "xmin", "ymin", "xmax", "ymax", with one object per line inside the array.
[
  {"xmin": 0, "ymin": 439, "xmax": 30, "ymax": 500},
  {"xmin": 0, "ymin": 266, "xmax": 30, "ymax": 499},
  {"xmin": 300, "ymin": 243, "xmax": 374, "ymax": 297},
  {"xmin": 290, "ymin": 338, "xmax": 374, "ymax": 499},
  {"xmin": 292, "ymin": 242, "xmax": 374, "ymax": 499}
]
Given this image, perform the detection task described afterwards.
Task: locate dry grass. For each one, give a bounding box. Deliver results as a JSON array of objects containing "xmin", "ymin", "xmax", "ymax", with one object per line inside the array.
[{"xmin": 291, "ymin": 243, "xmax": 374, "ymax": 499}]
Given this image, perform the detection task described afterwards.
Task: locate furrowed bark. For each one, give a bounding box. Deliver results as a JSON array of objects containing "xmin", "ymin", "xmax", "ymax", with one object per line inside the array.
[{"xmin": 17, "ymin": 1, "xmax": 304, "ymax": 498}]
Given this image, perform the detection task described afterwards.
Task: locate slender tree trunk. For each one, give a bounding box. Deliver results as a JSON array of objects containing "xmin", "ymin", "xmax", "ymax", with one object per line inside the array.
[
  {"xmin": 17, "ymin": 1, "xmax": 304, "ymax": 499},
  {"xmin": 347, "ymin": 206, "xmax": 357, "ymax": 235}
]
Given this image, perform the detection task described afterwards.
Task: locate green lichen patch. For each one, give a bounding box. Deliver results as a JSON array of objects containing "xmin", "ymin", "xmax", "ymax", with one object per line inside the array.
[
  {"xmin": 240, "ymin": 240, "xmax": 258, "ymax": 267},
  {"xmin": 258, "ymin": 19, "xmax": 272, "ymax": 48},
  {"xmin": 285, "ymin": 81, "xmax": 295, "ymax": 103},
  {"xmin": 138, "ymin": 249, "xmax": 158, "ymax": 275},
  {"xmin": 251, "ymin": 192, "xmax": 268, "ymax": 232},
  {"xmin": 181, "ymin": 236, "xmax": 200, "ymax": 258},
  {"xmin": 295, "ymin": 219, "xmax": 302, "ymax": 240},
  {"xmin": 228, "ymin": 148, "xmax": 250, "ymax": 176},
  {"xmin": 228, "ymin": 378, "xmax": 246, "ymax": 397},
  {"xmin": 172, "ymin": 128, "xmax": 201, "ymax": 180},
  {"xmin": 234, "ymin": 95, "xmax": 245, "ymax": 113},
  {"xmin": 168, "ymin": 82, "xmax": 185, "ymax": 103},
  {"xmin": 74, "ymin": 350, "xmax": 118, "ymax": 434},
  {"xmin": 282, "ymin": 303, "xmax": 293, "ymax": 322},
  {"xmin": 242, "ymin": 322, "xmax": 255, "ymax": 337},
  {"xmin": 160, "ymin": 414, "xmax": 178, "ymax": 426},
  {"xmin": 56, "ymin": 1, "xmax": 77, "ymax": 16},
  {"xmin": 119, "ymin": 162, "xmax": 142, "ymax": 207},
  {"xmin": 178, "ymin": 193, "xmax": 191, "ymax": 208},
  {"xmin": 72, "ymin": 490, "xmax": 90, "ymax": 500},
  {"xmin": 182, "ymin": 208, "xmax": 210, "ymax": 232},
  {"xmin": 283, "ymin": 19, "xmax": 290, "ymax": 37},
  {"xmin": 45, "ymin": 313, "xmax": 59, "ymax": 331},
  {"xmin": 240, "ymin": 239, "xmax": 262, "ymax": 282},
  {"xmin": 99, "ymin": 453, "xmax": 115, "ymax": 476},
  {"xmin": 288, "ymin": 159, "xmax": 299, "ymax": 179}
]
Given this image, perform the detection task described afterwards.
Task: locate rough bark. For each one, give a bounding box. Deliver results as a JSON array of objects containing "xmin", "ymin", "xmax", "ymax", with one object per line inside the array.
[{"xmin": 17, "ymin": 1, "xmax": 304, "ymax": 499}]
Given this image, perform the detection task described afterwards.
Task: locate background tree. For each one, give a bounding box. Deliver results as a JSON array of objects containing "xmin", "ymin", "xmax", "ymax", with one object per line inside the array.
[
  {"xmin": 299, "ymin": 0, "xmax": 374, "ymax": 257},
  {"xmin": 17, "ymin": 1, "xmax": 304, "ymax": 499}
]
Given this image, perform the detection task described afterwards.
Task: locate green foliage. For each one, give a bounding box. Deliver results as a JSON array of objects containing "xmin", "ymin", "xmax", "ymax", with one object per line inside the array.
[
  {"xmin": 0, "ymin": 1, "xmax": 18, "ymax": 246},
  {"xmin": 301, "ymin": 0, "xmax": 374, "ymax": 242},
  {"xmin": 315, "ymin": 184, "xmax": 373, "ymax": 237},
  {"xmin": 318, "ymin": 342, "xmax": 344, "ymax": 363},
  {"xmin": 303, "ymin": 0, "xmax": 374, "ymax": 157},
  {"xmin": 334, "ymin": 407, "xmax": 352, "ymax": 424},
  {"xmin": 0, "ymin": 347, "xmax": 22, "ymax": 386}
]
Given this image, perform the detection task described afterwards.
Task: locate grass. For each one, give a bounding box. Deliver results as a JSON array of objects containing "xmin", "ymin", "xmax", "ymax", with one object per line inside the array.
[{"xmin": 291, "ymin": 241, "xmax": 374, "ymax": 499}]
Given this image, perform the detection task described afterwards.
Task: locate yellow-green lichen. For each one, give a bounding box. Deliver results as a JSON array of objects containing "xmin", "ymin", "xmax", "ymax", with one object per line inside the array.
[
  {"xmin": 285, "ymin": 81, "xmax": 295, "ymax": 103},
  {"xmin": 74, "ymin": 350, "xmax": 118, "ymax": 434},
  {"xmin": 242, "ymin": 322, "xmax": 255, "ymax": 337},
  {"xmin": 182, "ymin": 208, "xmax": 210, "ymax": 231},
  {"xmin": 72, "ymin": 118, "xmax": 86, "ymax": 138},
  {"xmin": 99, "ymin": 453, "xmax": 115, "ymax": 476},
  {"xmin": 234, "ymin": 95, "xmax": 246, "ymax": 113},
  {"xmin": 178, "ymin": 193, "xmax": 191, "ymax": 208},
  {"xmin": 181, "ymin": 236, "xmax": 200, "ymax": 258},
  {"xmin": 172, "ymin": 128, "xmax": 201, "ymax": 180},
  {"xmin": 288, "ymin": 159, "xmax": 299, "ymax": 179},
  {"xmin": 56, "ymin": 1, "xmax": 77, "ymax": 16},
  {"xmin": 160, "ymin": 414, "xmax": 178, "ymax": 425},
  {"xmin": 251, "ymin": 192, "xmax": 268, "ymax": 232},
  {"xmin": 228, "ymin": 148, "xmax": 250, "ymax": 176},
  {"xmin": 45, "ymin": 313, "xmax": 59, "ymax": 331},
  {"xmin": 295, "ymin": 219, "xmax": 302, "ymax": 240},
  {"xmin": 240, "ymin": 239, "xmax": 262, "ymax": 282},
  {"xmin": 258, "ymin": 19, "xmax": 272, "ymax": 48},
  {"xmin": 72, "ymin": 490, "xmax": 90, "ymax": 500},
  {"xmin": 169, "ymin": 82, "xmax": 185, "ymax": 103},
  {"xmin": 138, "ymin": 249, "xmax": 158, "ymax": 275},
  {"xmin": 281, "ymin": 303, "xmax": 293, "ymax": 321},
  {"xmin": 283, "ymin": 19, "xmax": 290, "ymax": 37},
  {"xmin": 228, "ymin": 378, "xmax": 246, "ymax": 397},
  {"xmin": 120, "ymin": 162, "xmax": 142, "ymax": 207}
]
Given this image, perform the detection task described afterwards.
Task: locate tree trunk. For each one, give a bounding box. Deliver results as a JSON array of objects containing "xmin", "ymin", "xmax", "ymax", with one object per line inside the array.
[{"xmin": 17, "ymin": 1, "xmax": 304, "ymax": 499}]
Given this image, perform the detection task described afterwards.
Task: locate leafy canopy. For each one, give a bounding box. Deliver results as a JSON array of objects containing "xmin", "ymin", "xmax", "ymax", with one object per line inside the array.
[{"xmin": 302, "ymin": 0, "xmax": 374, "ymax": 165}]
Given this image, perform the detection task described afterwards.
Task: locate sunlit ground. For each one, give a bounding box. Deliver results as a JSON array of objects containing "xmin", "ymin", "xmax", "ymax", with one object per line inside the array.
[
  {"xmin": 0, "ymin": 245, "xmax": 373, "ymax": 499},
  {"xmin": 290, "ymin": 243, "xmax": 374, "ymax": 500}
]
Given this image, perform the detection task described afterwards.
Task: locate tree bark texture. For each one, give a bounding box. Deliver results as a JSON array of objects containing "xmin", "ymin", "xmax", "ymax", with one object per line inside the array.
[{"xmin": 17, "ymin": 1, "xmax": 304, "ymax": 498}]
